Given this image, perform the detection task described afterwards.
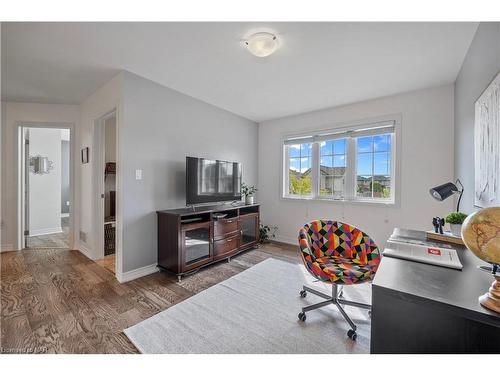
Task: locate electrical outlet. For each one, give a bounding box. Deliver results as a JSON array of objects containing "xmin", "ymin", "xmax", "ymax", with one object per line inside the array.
[
  {"xmin": 79, "ymin": 230, "xmax": 87, "ymax": 243},
  {"xmin": 135, "ymin": 169, "xmax": 143, "ymax": 180},
  {"xmin": 66, "ymin": 201, "xmax": 70, "ymax": 206}
]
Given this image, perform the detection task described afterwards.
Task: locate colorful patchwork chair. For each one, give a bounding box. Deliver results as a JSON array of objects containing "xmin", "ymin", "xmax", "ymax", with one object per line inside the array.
[{"xmin": 297, "ymin": 220, "xmax": 381, "ymax": 340}]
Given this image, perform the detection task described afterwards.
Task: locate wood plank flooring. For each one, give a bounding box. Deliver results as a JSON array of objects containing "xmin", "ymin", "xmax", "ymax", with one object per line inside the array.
[
  {"xmin": 26, "ymin": 217, "xmax": 70, "ymax": 249},
  {"xmin": 1, "ymin": 243, "xmax": 299, "ymax": 353},
  {"xmin": 95, "ymin": 255, "xmax": 116, "ymax": 274}
]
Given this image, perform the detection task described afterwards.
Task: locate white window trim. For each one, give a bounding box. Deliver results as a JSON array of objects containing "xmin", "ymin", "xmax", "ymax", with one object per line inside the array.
[{"xmin": 280, "ymin": 114, "xmax": 402, "ymax": 206}]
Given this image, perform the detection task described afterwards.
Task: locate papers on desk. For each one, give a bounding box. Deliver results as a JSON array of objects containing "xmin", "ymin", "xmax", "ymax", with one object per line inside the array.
[{"xmin": 384, "ymin": 239, "xmax": 463, "ymax": 270}]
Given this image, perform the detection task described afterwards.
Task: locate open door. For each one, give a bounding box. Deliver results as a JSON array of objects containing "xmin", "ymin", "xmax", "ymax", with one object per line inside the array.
[{"xmin": 20, "ymin": 126, "xmax": 71, "ymax": 249}]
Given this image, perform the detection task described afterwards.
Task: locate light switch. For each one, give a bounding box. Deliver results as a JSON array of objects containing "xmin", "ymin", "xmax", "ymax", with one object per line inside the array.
[{"xmin": 135, "ymin": 169, "xmax": 143, "ymax": 180}]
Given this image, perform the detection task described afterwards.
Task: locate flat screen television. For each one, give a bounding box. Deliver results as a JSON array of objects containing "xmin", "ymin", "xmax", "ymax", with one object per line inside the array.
[{"xmin": 186, "ymin": 156, "xmax": 242, "ymax": 205}]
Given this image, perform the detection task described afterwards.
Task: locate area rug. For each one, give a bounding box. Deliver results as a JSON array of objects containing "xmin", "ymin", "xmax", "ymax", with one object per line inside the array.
[{"xmin": 124, "ymin": 258, "xmax": 371, "ymax": 353}]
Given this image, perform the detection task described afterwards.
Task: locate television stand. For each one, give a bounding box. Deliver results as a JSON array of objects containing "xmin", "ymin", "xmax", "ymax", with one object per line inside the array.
[{"xmin": 157, "ymin": 203, "xmax": 260, "ymax": 281}]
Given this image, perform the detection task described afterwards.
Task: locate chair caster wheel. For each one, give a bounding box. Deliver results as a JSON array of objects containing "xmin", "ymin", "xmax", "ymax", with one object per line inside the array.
[
  {"xmin": 298, "ymin": 312, "xmax": 306, "ymax": 322},
  {"xmin": 338, "ymin": 291, "xmax": 344, "ymax": 298},
  {"xmin": 368, "ymin": 310, "xmax": 372, "ymax": 318},
  {"xmin": 299, "ymin": 290, "xmax": 307, "ymax": 298},
  {"xmin": 347, "ymin": 329, "xmax": 357, "ymax": 340}
]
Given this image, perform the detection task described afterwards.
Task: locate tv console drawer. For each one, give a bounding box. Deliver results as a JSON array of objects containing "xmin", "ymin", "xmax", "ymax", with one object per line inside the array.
[
  {"xmin": 214, "ymin": 217, "xmax": 239, "ymax": 238},
  {"xmin": 214, "ymin": 234, "xmax": 239, "ymax": 259}
]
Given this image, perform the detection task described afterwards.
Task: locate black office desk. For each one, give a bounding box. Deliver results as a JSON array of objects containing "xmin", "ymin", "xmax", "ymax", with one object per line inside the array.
[{"xmin": 371, "ymin": 228, "xmax": 500, "ymax": 354}]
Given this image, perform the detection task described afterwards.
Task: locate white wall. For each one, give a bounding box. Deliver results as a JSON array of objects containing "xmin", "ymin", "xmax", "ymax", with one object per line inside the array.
[
  {"xmin": 258, "ymin": 85, "xmax": 455, "ymax": 247},
  {"xmin": 61, "ymin": 137, "xmax": 70, "ymax": 214},
  {"xmin": 0, "ymin": 102, "xmax": 80, "ymax": 250},
  {"xmin": 104, "ymin": 115, "xmax": 116, "ymax": 217},
  {"xmin": 119, "ymin": 71, "xmax": 258, "ymax": 273},
  {"xmin": 105, "ymin": 116, "xmax": 116, "ymax": 162},
  {"xmin": 28, "ymin": 128, "xmax": 62, "ymax": 235},
  {"xmin": 454, "ymin": 23, "xmax": 500, "ymax": 214}
]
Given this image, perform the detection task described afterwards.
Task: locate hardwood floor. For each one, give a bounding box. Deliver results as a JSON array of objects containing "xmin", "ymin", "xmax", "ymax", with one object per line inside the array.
[
  {"xmin": 26, "ymin": 217, "xmax": 70, "ymax": 249},
  {"xmin": 0, "ymin": 242, "xmax": 299, "ymax": 353},
  {"xmin": 95, "ymin": 255, "xmax": 116, "ymax": 274}
]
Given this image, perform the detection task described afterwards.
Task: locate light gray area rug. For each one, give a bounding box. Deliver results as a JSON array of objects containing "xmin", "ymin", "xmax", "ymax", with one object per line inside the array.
[{"xmin": 124, "ymin": 258, "xmax": 371, "ymax": 353}]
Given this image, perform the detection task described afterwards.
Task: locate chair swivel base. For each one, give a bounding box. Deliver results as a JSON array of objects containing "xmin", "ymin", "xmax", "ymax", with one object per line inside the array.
[{"xmin": 297, "ymin": 283, "xmax": 371, "ymax": 341}]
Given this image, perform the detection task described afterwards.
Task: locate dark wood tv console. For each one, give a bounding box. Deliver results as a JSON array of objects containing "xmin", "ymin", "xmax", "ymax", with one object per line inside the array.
[{"xmin": 157, "ymin": 203, "xmax": 260, "ymax": 281}]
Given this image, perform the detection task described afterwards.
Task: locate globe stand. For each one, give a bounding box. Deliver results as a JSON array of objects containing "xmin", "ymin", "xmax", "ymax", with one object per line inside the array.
[{"xmin": 478, "ymin": 264, "xmax": 500, "ymax": 314}]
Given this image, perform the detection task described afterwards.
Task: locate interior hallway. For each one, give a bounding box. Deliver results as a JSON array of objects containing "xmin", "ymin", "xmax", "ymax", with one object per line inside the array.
[{"xmin": 26, "ymin": 216, "xmax": 69, "ymax": 249}]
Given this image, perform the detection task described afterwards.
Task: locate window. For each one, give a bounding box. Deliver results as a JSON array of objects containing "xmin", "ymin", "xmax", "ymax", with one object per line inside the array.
[
  {"xmin": 286, "ymin": 142, "xmax": 312, "ymax": 197},
  {"xmin": 320, "ymin": 138, "xmax": 347, "ymax": 198},
  {"xmin": 283, "ymin": 119, "xmax": 397, "ymax": 203},
  {"xmin": 356, "ymin": 134, "xmax": 392, "ymax": 199}
]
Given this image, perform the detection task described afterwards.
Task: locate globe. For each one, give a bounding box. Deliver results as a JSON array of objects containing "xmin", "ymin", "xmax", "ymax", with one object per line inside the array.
[
  {"xmin": 461, "ymin": 206, "xmax": 500, "ymax": 265},
  {"xmin": 462, "ymin": 207, "xmax": 500, "ymax": 314}
]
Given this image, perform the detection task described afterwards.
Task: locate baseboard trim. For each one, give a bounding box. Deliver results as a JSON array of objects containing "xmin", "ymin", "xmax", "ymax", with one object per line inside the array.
[
  {"xmin": 273, "ymin": 235, "xmax": 297, "ymax": 245},
  {"xmin": 76, "ymin": 241, "xmax": 94, "ymax": 260},
  {"xmin": 116, "ymin": 263, "xmax": 158, "ymax": 283},
  {"xmin": 29, "ymin": 227, "xmax": 63, "ymax": 236},
  {"xmin": 0, "ymin": 244, "xmax": 15, "ymax": 253}
]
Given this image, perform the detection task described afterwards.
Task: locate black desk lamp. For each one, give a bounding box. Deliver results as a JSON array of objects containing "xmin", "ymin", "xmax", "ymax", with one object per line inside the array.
[{"xmin": 429, "ymin": 179, "xmax": 464, "ymax": 212}]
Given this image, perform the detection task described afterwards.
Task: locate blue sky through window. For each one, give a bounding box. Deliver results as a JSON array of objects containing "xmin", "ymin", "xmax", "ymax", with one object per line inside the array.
[
  {"xmin": 357, "ymin": 134, "xmax": 391, "ymax": 177},
  {"xmin": 288, "ymin": 134, "xmax": 390, "ymax": 176}
]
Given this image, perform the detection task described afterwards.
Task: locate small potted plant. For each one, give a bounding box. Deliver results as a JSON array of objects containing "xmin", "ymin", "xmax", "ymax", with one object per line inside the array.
[
  {"xmin": 259, "ymin": 224, "xmax": 278, "ymax": 243},
  {"xmin": 445, "ymin": 212, "xmax": 468, "ymax": 237},
  {"xmin": 241, "ymin": 183, "xmax": 258, "ymax": 205}
]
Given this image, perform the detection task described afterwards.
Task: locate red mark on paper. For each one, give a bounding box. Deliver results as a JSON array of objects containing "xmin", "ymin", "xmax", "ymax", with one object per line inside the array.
[{"xmin": 428, "ymin": 248, "xmax": 441, "ymax": 256}]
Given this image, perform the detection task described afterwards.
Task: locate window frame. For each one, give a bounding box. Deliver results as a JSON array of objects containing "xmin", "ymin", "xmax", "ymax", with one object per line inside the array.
[{"xmin": 281, "ymin": 115, "xmax": 401, "ymax": 206}]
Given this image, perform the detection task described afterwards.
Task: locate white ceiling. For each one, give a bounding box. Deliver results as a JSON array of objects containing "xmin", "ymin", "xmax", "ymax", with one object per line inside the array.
[{"xmin": 2, "ymin": 22, "xmax": 478, "ymax": 122}]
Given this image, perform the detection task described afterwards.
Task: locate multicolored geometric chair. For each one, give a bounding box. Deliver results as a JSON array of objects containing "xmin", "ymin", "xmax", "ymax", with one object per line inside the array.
[{"xmin": 297, "ymin": 220, "xmax": 381, "ymax": 340}]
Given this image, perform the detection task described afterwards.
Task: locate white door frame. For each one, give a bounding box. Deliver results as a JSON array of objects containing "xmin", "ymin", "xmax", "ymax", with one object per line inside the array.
[
  {"xmin": 92, "ymin": 109, "xmax": 120, "ymax": 273},
  {"xmin": 16, "ymin": 122, "xmax": 75, "ymax": 250}
]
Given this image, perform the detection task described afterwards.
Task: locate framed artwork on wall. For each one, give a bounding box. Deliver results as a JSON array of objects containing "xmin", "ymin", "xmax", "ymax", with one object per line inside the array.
[
  {"xmin": 81, "ymin": 147, "xmax": 89, "ymax": 164},
  {"xmin": 474, "ymin": 71, "xmax": 500, "ymax": 208}
]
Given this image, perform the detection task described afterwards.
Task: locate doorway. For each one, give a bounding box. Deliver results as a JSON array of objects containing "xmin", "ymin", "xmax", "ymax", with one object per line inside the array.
[
  {"xmin": 20, "ymin": 125, "xmax": 72, "ymax": 249},
  {"xmin": 94, "ymin": 111, "xmax": 117, "ymax": 274}
]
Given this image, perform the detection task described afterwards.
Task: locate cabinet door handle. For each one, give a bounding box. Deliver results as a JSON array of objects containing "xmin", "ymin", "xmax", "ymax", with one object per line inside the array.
[
  {"xmin": 226, "ymin": 220, "xmax": 233, "ymax": 223},
  {"xmin": 227, "ymin": 238, "xmax": 233, "ymax": 242}
]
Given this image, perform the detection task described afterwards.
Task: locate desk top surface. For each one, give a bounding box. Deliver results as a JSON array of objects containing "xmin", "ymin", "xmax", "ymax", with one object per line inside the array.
[{"xmin": 373, "ymin": 228, "xmax": 500, "ymax": 325}]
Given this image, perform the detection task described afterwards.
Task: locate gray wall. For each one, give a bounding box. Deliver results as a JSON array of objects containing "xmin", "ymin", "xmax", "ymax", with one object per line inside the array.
[
  {"xmin": 120, "ymin": 72, "xmax": 258, "ymax": 273},
  {"xmin": 454, "ymin": 22, "xmax": 500, "ymax": 214},
  {"xmin": 61, "ymin": 140, "xmax": 70, "ymax": 214},
  {"xmin": 259, "ymin": 85, "xmax": 455, "ymax": 246}
]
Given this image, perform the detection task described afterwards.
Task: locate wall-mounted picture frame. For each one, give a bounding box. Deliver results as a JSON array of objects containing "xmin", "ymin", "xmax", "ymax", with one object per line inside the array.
[
  {"xmin": 81, "ymin": 147, "xmax": 89, "ymax": 164},
  {"xmin": 474, "ymin": 71, "xmax": 500, "ymax": 208}
]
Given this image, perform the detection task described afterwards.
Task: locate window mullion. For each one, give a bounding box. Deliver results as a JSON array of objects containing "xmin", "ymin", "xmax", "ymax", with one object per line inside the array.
[
  {"xmin": 284, "ymin": 145, "xmax": 290, "ymax": 197},
  {"xmin": 346, "ymin": 137, "xmax": 356, "ymax": 200},
  {"xmin": 312, "ymin": 142, "xmax": 319, "ymax": 199},
  {"xmin": 371, "ymin": 146, "xmax": 375, "ymax": 198}
]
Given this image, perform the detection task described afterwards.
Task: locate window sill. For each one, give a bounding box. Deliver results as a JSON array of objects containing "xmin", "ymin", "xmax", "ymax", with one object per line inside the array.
[{"xmin": 281, "ymin": 195, "xmax": 396, "ymax": 206}]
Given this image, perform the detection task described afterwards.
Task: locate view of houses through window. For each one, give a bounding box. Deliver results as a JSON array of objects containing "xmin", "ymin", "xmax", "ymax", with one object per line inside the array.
[
  {"xmin": 288, "ymin": 143, "xmax": 312, "ymax": 196},
  {"xmin": 356, "ymin": 134, "xmax": 391, "ymax": 199},
  {"xmin": 320, "ymin": 138, "xmax": 347, "ymax": 198},
  {"xmin": 285, "ymin": 124, "xmax": 394, "ymax": 202}
]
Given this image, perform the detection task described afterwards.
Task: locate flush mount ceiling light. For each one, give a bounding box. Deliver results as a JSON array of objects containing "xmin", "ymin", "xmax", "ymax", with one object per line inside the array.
[{"xmin": 245, "ymin": 32, "xmax": 279, "ymax": 57}]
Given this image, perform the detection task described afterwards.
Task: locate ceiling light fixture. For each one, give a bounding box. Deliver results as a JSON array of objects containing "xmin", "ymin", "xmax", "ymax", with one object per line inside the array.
[{"xmin": 245, "ymin": 32, "xmax": 279, "ymax": 57}]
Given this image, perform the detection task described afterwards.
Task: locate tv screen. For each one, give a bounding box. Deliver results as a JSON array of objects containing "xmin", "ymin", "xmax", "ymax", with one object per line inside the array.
[{"xmin": 186, "ymin": 157, "xmax": 242, "ymax": 205}]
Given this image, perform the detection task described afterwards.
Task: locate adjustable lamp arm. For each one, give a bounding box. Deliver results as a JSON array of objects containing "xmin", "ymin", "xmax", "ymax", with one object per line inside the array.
[{"xmin": 454, "ymin": 179, "xmax": 464, "ymax": 212}]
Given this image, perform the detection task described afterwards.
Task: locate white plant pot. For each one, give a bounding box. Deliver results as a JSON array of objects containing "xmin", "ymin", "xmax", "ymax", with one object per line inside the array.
[
  {"xmin": 245, "ymin": 196, "xmax": 254, "ymax": 205},
  {"xmin": 450, "ymin": 223, "xmax": 462, "ymax": 237}
]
